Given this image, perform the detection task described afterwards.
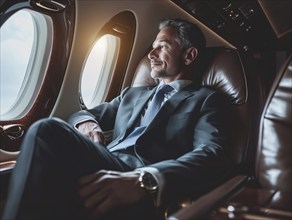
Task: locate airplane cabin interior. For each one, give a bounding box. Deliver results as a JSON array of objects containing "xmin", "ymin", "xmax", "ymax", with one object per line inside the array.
[{"xmin": 0, "ymin": 0, "xmax": 291, "ymax": 219}]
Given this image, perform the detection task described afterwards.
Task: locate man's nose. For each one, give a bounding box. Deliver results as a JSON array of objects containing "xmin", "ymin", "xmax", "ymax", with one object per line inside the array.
[{"xmin": 148, "ymin": 47, "xmax": 158, "ymax": 60}]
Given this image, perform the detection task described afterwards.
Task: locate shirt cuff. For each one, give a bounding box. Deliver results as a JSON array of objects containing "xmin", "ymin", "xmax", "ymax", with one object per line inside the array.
[
  {"xmin": 136, "ymin": 167, "xmax": 164, "ymax": 207},
  {"xmin": 73, "ymin": 119, "xmax": 99, "ymax": 130}
]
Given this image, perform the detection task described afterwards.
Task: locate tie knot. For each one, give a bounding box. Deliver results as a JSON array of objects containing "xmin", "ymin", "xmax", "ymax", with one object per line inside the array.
[{"xmin": 156, "ymin": 84, "xmax": 173, "ymax": 95}]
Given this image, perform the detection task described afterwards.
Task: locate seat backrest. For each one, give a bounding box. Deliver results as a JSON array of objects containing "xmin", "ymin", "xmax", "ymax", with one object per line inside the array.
[
  {"xmin": 200, "ymin": 48, "xmax": 263, "ymax": 167},
  {"xmin": 256, "ymin": 55, "xmax": 292, "ymax": 192},
  {"xmin": 132, "ymin": 47, "xmax": 264, "ymax": 168}
]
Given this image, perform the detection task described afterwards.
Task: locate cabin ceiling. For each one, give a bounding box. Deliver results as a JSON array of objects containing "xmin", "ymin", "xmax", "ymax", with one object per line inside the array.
[
  {"xmin": 171, "ymin": 0, "xmax": 292, "ymax": 52},
  {"xmin": 258, "ymin": 0, "xmax": 292, "ymax": 38}
]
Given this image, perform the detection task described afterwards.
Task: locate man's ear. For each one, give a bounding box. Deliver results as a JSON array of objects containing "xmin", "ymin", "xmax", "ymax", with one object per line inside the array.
[{"xmin": 183, "ymin": 47, "xmax": 198, "ymax": 66}]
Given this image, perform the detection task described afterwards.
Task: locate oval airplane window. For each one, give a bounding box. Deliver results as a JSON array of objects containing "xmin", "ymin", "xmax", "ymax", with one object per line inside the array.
[
  {"xmin": 0, "ymin": 9, "xmax": 52, "ymax": 119},
  {"xmin": 80, "ymin": 34, "xmax": 120, "ymax": 108},
  {"xmin": 1, "ymin": 0, "xmax": 75, "ymax": 152}
]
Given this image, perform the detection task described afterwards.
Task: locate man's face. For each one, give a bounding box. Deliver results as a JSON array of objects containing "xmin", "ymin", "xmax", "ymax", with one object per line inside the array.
[{"xmin": 148, "ymin": 27, "xmax": 184, "ymax": 81}]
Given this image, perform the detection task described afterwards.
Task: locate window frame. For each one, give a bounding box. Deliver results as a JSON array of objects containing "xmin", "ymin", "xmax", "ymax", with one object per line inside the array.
[
  {"xmin": 79, "ymin": 11, "xmax": 136, "ymax": 107},
  {"xmin": 0, "ymin": 0, "xmax": 75, "ymax": 151},
  {"xmin": 1, "ymin": 9, "xmax": 53, "ymax": 119}
]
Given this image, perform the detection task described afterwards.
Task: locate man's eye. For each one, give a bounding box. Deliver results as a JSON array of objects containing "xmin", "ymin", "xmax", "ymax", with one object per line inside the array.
[{"xmin": 161, "ymin": 45, "xmax": 168, "ymax": 49}]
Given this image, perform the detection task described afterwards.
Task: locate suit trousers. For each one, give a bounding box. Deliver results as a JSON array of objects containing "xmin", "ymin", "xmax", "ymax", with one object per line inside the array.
[{"xmin": 2, "ymin": 118, "xmax": 155, "ymax": 220}]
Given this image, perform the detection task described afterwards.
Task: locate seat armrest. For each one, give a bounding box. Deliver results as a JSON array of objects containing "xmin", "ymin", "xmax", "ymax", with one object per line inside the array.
[
  {"xmin": 0, "ymin": 149, "xmax": 18, "ymax": 174},
  {"xmin": 168, "ymin": 175, "xmax": 249, "ymax": 220}
]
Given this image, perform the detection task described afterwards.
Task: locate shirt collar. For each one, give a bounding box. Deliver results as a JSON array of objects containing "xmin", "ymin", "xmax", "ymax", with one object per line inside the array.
[{"xmin": 158, "ymin": 80, "xmax": 192, "ymax": 92}]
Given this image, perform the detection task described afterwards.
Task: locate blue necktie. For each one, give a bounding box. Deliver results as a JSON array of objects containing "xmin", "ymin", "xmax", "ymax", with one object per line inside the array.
[
  {"xmin": 140, "ymin": 84, "xmax": 173, "ymax": 126},
  {"xmin": 110, "ymin": 84, "xmax": 173, "ymax": 151}
]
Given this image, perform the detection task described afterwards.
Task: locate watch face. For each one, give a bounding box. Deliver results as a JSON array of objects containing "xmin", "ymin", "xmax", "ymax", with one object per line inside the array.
[{"xmin": 142, "ymin": 172, "xmax": 158, "ymax": 191}]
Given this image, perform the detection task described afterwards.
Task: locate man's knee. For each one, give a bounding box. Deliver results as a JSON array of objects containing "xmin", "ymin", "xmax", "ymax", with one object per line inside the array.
[
  {"xmin": 29, "ymin": 117, "xmax": 69, "ymax": 135},
  {"xmin": 23, "ymin": 118, "xmax": 74, "ymax": 150}
]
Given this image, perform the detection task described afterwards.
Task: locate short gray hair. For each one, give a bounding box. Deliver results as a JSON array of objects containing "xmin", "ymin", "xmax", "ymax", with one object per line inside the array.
[{"xmin": 159, "ymin": 18, "xmax": 206, "ymax": 51}]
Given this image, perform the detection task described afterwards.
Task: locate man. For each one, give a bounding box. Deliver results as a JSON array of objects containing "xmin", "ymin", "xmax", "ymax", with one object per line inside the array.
[{"xmin": 3, "ymin": 19, "xmax": 233, "ymax": 219}]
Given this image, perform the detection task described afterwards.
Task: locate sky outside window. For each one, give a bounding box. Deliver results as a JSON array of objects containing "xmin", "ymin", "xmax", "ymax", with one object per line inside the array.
[{"xmin": 0, "ymin": 10, "xmax": 34, "ymax": 116}]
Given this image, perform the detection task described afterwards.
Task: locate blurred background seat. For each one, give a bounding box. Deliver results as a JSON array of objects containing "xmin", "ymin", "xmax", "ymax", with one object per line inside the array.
[{"xmin": 169, "ymin": 55, "xmax": 292, "ymax": 220}]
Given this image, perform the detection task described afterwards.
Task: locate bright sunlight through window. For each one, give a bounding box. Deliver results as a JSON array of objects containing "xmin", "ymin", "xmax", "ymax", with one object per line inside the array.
[{"xmin": 80, "ymin": 35, "xmax": 120, "ymax": 108}]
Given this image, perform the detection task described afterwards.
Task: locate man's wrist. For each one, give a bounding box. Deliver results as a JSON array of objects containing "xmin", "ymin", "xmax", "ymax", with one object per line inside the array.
[
  {"xmin": 135, "ymin": 167, "xmax": 163, "ymax": 207},
  {"xmin": 138, "ymin": 171, "xmax": 159, "ymax": 206}
]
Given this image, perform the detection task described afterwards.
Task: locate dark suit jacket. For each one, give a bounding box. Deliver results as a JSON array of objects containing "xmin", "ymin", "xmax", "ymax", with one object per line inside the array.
[{"xmin": 68, "ymin": 84, "xmax": 233, "ymax": 200}]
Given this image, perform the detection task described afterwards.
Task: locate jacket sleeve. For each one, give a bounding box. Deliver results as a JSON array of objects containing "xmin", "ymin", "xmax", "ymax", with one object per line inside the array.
[
  {"xmin": 67, "ymin": 87, "xmax": 130, "ymax": 131},
  {"xmin": 149, "ymin": 91, "xmax": 234, "ymax": 202}
]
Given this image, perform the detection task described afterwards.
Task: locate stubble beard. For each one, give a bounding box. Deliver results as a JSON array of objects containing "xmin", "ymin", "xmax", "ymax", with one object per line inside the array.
[
  {"xmin": 151, "ymin": 69, "xmax": 179, "ymax": 82},
  {"xmin": 150, "ymin": 69, "xmax": 165, "ymax": 80}
]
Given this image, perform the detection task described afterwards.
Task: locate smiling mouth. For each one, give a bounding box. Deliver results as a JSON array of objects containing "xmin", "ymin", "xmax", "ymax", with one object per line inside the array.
[{"xmin": 150, "ymin": 61, "xmax": 162, "ymax": 68}]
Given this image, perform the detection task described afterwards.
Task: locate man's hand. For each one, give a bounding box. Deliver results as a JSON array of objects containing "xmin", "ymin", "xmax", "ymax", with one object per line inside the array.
[
  {"xmin": 79, "ymin": 170, "xmax": 148, "ymax": 218},
  {"xmin": 77, "ymin": 121, "xmax": 106, "ymax": 146}
]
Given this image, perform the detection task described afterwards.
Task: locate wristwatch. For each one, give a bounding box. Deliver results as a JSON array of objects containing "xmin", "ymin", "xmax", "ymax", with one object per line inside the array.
[{"xmin": 138, "ymin": 171, "xmax": 159, "ymax": 195}]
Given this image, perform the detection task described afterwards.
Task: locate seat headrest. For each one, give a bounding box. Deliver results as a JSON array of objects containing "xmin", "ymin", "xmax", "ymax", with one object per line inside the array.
[
  {"xmin": 201, "ymin": 47, "xmax": 247, "ymax": 105},
  {"xmin": 132, "ymin": 47, "xmax": 247, "ymax": 105}
]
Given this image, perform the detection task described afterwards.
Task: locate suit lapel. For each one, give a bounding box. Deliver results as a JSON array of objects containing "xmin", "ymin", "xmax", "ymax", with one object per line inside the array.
[
  {"xmin": 109, "ymin": 84, "xmax": 197, "ymax": 148},
  {"xmin": 108, "ymin": 87, "xmax": 155, "ymax": 148},
  {"xmin": 144, "ymin": 86, "xmax": 196, "ymax": 131},
  {"xmin": 124, "ymin": 87, "xmax": 155, "ymax": 135}
]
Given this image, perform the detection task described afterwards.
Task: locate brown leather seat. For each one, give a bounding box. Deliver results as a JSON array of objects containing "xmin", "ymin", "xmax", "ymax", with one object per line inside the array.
[
  {"xmin": 256, "ymin": 55, "xmax": 292, "ymax": 192},
  {"xmin": 170, "ymin": 55, "xmax": 292, "ymax": 220},
  {"xmin": 132, "ymin": 47, "xmax": 264, "ymax": 173}
]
